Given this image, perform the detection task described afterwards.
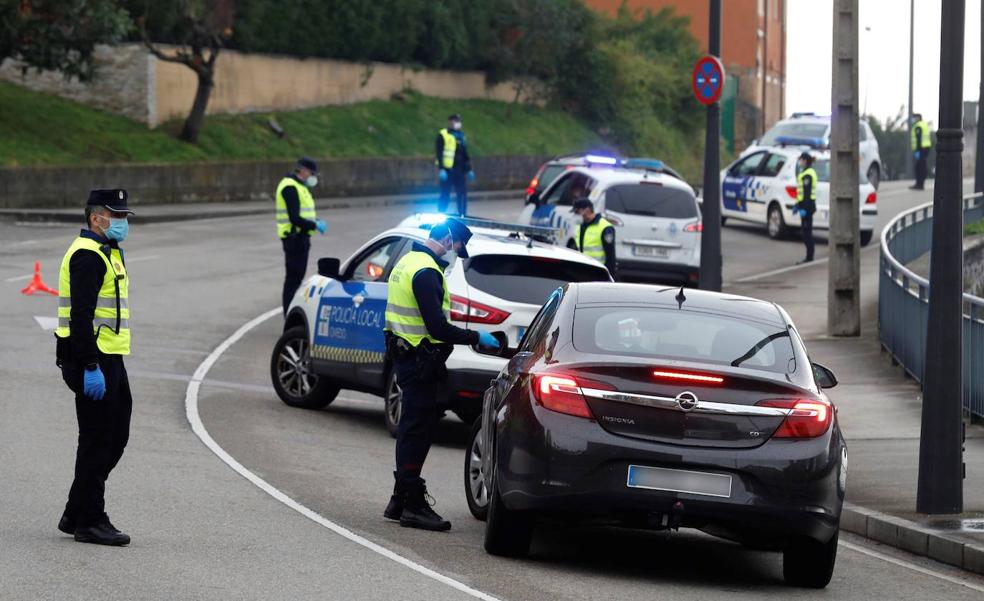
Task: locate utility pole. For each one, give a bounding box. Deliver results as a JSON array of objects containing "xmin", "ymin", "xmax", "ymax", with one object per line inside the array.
[
  {"xmin": 976, "ymin": 1, "xmax": 984, "ymax": 194},
  {"xmin": 827, "ymin": 0, "xmax": 860, "ymax": 337},
  {"xmin": 908, "ymin": 0, "xmax": 916, "ymax": 180},
  {"xmin": 699, "ymin": 0, "xmax": 723, "ymax": 292},
  {"xmin": 917, "ymin": 0, "xmax": 965, "ymax": 515}
]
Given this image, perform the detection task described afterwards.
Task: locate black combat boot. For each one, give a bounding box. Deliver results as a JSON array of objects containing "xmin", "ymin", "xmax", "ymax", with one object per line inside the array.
[
  {"xmin": 74, "ymin": 523, "xmax": 130, "ymax": 546},
  {"xmin": 399, "ymin": 483, "xmax": 451, "ymax": 532},
  {"xmin": 384, "ymin": 472, "xmax": 404, "ymax": 521}
]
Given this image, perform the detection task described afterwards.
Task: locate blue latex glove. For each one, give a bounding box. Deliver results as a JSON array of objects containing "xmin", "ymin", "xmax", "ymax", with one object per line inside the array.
[
  {"xmin": 467, "ymin": 170, "xmax": 476, "ymax": 182},
  {"xmin": 83, "ymin": 366, "xmax": 106, "ymax": 400},
  {"xmin": 438, "ymin": 169, "xmax": 449, "ymax": 183},
  {"xmin": 798, "ymin": 208, "xmax": 808, "ymax": 218},
  {"xmin": 914, "ymin": 150, "xmax": 921, "ymax": 160},
  {"xmin": 478, "ymin": 331, "xmax": 501, "ymax": 349},
  {"xmin": 316, "ymin": 219, "xmax": 327, "ymax": 234}
]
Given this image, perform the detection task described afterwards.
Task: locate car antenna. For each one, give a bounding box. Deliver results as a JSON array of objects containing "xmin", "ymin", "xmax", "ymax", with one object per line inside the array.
[{"xmin": 675, "ymin": 286, "xmax": 686, "ymax": 309}]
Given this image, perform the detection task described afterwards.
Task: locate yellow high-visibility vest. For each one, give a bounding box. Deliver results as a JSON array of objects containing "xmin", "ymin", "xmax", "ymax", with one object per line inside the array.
[
  {"xmin": 578, "ymin": 217, "xmax": 613, "ymax": 261},
  {"xmin": 910, "ymin": 120, "xmax": 932, "ymax": 150},
  {"xmin": 55, "ymin": 236, "xmax": 130, "ymax": 355},
  {"xmin": 275, "ymin": 177, "xmax": 317, "ymax": 239},
  {"xmin": 384, "ymin": 251, "xmax": 451, "ymax": 347},
  {"xmin": 797, "ymin": 167, "xmax": 818, "ymax": 202},
  {"xmin": 437, "ymin": 129, "xmax": 456, "ymax": 169}
]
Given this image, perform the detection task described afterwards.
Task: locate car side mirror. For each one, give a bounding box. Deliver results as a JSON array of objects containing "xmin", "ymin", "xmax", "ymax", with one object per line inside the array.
[
  {"xmin": 318, "ymin": 258, "xmax": 341, "ymax": 279},
  {"xmin": 813, "ymin": 362, "xmax": 838, "ymax": 389},
  {"xmin": 472, "ymin": 331, "xmax": 516, "ymax": 359},
  {"xmin": 528, "ymin": 191, "xmax": 541, "ymax": 205}
]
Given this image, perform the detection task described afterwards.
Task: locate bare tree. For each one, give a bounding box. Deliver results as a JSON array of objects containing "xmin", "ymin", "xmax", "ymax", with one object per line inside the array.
[{"xmin": 138, "ymin": 1, "xmax": 231, "ymax": 143}]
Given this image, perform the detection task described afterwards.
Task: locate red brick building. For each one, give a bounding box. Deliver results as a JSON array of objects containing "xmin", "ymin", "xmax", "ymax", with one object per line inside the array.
[{"xmin": 585, "ymin": 0, "xmax": 787, "ymax": 151}]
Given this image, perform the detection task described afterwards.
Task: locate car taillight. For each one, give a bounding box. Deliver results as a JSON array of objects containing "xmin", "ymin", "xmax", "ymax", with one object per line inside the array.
[
  {"xmin": 533, "ymin": 375, "xmax": 593, "ymax": 419},
  {"xmin": 652, "ymin": 369, "xmax": 724, "ymax": 384},
  {"xmin": 756, "ymin": 398, "xmax": 832, "ymax": 438},
  {"xmin": 604, "ymin": 212, "xmax": 624, "ymax": 226},
  {"xmin": 785, "ymin": 186, "xmax": 798, "ymax": 199},
  {"xmin": 866, "ymin": 191, "xmax": 877, "ymax": 204},
  {"xmin": 683, "ymin": 221, "xmax": 702, "ymax": 233},
  {"xmin": 525, "ymin": 177, "xmax": 539, "ymax": 197},
  {"xmin": 449, "ymin": 294, "xmax": 510, "ymax": 325}
]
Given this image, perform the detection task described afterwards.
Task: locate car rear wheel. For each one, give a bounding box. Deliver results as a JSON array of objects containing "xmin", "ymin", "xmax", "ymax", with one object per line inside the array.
[
  {"xmin": 383, "ymin": 368, "xmax": 401, "ymax": 438},
  {"xmin": 271, "ymin": 326, "xmax": 339, "ymax": 409},
  {"xmin": 860, "ymin": 230, "xmax": 873, "ymax": 247},
  {"xmin": 484, "ymin": 456, "xmax": 534, "ymax": 557},
  {"xmin": 783, "ymin": 531, "xmax": 838, "ymax": 588},
  {"xmin": 867, "ymin": 163, "xmax": 880, "ymax": 190},
  {"xmin": 464, "ymin": 418, "xmax": 489, "ymax": 521},
  {"xmin": 767, "ymin": 203, "xmax": 789, "ymax": 240}
]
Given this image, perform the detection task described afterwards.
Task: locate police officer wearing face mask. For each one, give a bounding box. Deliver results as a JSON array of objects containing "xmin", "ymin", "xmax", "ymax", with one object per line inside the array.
[
  {"xmin": 383, "ymin": 218, "xmax": 500, "ymax": 531},
  {"xmin": 435, "ymin": 114, "xmax": 474, "ymax": 216},
  {"xmin": 54, "ymin": 189, "xmax": 135, "ymax": 546},
  {"xmin": 572, "ymin": 198, "xmax": 617, "ymax": 277},
  {"xmin": 276, "ymin": 157, "xmax": 327, "ymax": 315}
]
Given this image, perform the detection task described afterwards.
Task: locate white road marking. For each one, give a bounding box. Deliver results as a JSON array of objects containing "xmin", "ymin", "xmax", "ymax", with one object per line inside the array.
[
  {"xmin": 5, "ymin": 273, "xmax": 32, "ymax": 282},
  {"xmin": 730, "ymin": 243, "xmax": 878, "ymax": 284},
  {"xmin": 839, "ymin": 540, "xmax": 984, "ymax": 593},
  {"xmin": 33, "ymin": 316, "xmax": 58, "ymax": 330},
  {"xmin": 184, "ymin": 307, "xmax": 503, "ymax": 601}
]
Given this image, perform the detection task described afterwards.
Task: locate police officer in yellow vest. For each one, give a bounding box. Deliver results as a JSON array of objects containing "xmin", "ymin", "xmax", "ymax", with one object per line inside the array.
[
  {"xmin": 383, "ymin": 218, "xmax": 500, "ymax": 531},
  {"xmin": 435, "ymin": 114, "xmax": 474, "ymax": 216},
  {"xmin": 795, "ymin": 152, "xmax": 818, "ymax": 264},
  {"xmin": 54, "ymin": 189, "xmax": 135, "ymax": 546},
  {"xmin": 276, "ymin": 157, "xmax": 327, "ymax": 314},
  {"xmin": 910, "ymin": 113, "xmax": 932, "ymax": 190},
  {"xmin": 572, "ymin": 198, "xmax": 617, "ymax": 277}
]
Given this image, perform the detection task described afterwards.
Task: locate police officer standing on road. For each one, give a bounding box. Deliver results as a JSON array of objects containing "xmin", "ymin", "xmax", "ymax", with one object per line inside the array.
[
  {"xmin": 572, "ymin": 198, "xmax": 617, "ymax": 278},
  {"xmin": 436, "ymin": 114, "xmax": 475, "ymax": 216},
  {"xmin": 383, "ymin": 218, "xmax": 500, "ymax": 531},
  {"xmin": 276, "ymin": 157, "xmax": 327, "ymax": 315},
  {"xmin": 795, "ymin": 152, "xmax": 818, "ymax": 264},
  {"xmin": 54, "ymin": 189, "xmax": 135, "ymax": 546},
  {"xmin": 910, "ymin": 113, "xmax": 932, "ymax": 190}
]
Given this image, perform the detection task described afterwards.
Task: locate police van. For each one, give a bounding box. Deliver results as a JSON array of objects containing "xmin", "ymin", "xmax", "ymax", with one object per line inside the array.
[{"xmin": 271, "ymin": 217, "xmax": 612, "ymax": 435}]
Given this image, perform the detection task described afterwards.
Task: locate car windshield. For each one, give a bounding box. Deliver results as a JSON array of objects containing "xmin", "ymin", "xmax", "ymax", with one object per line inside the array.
[
  {"xmin": 604, "ymin": 184, "xmax": 697, "ymax": 219},
  {"xmin": 808, "ymin": 160, "xmax": 869, "ymax": 184},
  {"xmin": 573, "ymin": 306, "xmax": 799, "ymax": 376},
  {"xmin": 760, "ymin": 122, "xmax": 828, "ymax": 145},
  {"xmin": 466, "ymin": 255, "xmax": 610, "ymax": 306}
]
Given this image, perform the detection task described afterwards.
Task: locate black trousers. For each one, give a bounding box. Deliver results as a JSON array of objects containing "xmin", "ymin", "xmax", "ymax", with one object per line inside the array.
[
  {"xmin": 61, "ymin": 354, "xmax": 132, "ymax": 527},
  {"xmin": 393, "ymin": 352, "xmax": 443, "ymax": 491},
  {"xmin": 802, "ymin": 212, "xmax": 815, "ymax": 261},
  {"xmin": 915, "ymin": 151, "xmax": 929, "ymax": 188},
  {"xmin": 282, "ymin": 234, "xmax": 311, "ymax": 315},
  {"xmin": 438, "ymin": 170, "xmax": 468, "ymax": 216}
]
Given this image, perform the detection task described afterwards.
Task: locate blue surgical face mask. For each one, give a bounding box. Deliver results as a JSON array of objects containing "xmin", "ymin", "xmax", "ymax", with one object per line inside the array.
[{"xmin": 102, "ymin": 217, "xmax": 129, "ymax": 242}]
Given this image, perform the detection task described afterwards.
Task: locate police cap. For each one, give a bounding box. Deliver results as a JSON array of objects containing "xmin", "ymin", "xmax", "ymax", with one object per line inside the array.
[
  {"xmin": 798, "ymin": 152, "xmax": 814, "ymax": 164},
  {"xmin": 297, "ymin": 156, "xmax": 319, "ymax": 174},
  {"xmin": 87, "ymin": 189, "xmax": 135, "ymax": 214},
  {"xmin": 448, "ymin": 113, "xmax": 461, "ymax": 122},
  {"xmin": 429, "ymin": 217, "xmax": 472, "ymax": 258},
  {"xmin": 570, "ymin": 198, "xmax": 594, "ymax": 212}
]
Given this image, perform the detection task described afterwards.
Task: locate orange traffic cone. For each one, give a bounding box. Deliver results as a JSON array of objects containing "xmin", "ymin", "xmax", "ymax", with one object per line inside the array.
[{"xmin": 20, "ymin": 261, "xmax": 58, "ymax": 296}]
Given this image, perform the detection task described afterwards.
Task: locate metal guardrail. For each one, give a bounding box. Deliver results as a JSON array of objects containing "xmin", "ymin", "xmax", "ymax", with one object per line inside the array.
[{"xmin": 878, "ymin": 192, "xmax": 984, "ymax": 419}]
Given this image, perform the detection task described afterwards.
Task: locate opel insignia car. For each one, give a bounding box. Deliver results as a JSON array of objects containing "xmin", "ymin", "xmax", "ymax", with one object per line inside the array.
[
  {"xmin": 270, "ymin": 217, "xmax": 611, "ymax": 436},
  {"xmin": 465, "ymin": 282, "xmax": 845, "ymax": 588}
]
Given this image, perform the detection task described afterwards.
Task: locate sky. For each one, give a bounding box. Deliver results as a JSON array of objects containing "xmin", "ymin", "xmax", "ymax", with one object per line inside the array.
[{"xmin": 785, "ymin": 0, "xmax": 982, "ymax": 127}]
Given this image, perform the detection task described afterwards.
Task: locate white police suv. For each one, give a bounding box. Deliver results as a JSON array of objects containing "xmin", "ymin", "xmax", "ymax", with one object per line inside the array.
[
  {"xmin": 743, "ymin": 113, "xmax": 882, "ymax": 188},
  {"xmin": 517, "ymin": 159, "xmax": 702, "ymax": 285},
  {"xmin": 721, "ymin": 146, "xmax": 878, "ymax": 246},
  {"xmin": 270, "ymin": 216, "xmax": 612, "ymax": 435}
]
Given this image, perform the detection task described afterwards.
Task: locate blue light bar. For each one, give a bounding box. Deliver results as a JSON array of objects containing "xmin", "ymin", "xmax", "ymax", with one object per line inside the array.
[
  {"xmin": 775, "ymin": 135, "xmax": 828, "ymax": 149},
  {"xmin": 584, "ymin": 154, "xmax": 619, "ymax": 166}
]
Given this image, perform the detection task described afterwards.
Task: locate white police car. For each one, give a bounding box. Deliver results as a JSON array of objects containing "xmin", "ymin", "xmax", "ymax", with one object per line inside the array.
[
  {"xmin": 270, "ymin": 216, "xmax": 612, "ymax": 435},
  {"xmin": 743, "ymin": 113, "xmax": 882, "ymax": 188},
  {"xmin": 518, "ymin": 160, "xmax": 702, "ymax": 285},
  {"xmin": 721, "ymin": 146, "xmax": 878, "ymax": 246}
]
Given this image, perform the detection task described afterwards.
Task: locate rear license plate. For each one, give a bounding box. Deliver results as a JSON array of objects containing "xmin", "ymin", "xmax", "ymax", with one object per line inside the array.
[
  {"xmin": 633, "ymin": 246, "xmax": 669, "ymax": 258},
  {"xmin": 627, "ymin": 465, "xmax": 732, "ymax": 498}
]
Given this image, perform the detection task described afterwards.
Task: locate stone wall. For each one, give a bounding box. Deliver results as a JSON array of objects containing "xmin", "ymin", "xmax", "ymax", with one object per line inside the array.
[
  {"xmin": 0, "ymin": 44, "xmax": 537, "ymax": 128},
  {"xmin": 0, "ymin": 155, "xmax": 547, "ymax": 209}
]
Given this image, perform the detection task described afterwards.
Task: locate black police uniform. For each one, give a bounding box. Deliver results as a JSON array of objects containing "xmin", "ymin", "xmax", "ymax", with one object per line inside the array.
[
  {"xmin": 436, "ymin": 129, "xmax": 472, "ymax": 216},
  {"xmin": 799, "ymin": 170, "xmax": 816, "ymax": 262}
]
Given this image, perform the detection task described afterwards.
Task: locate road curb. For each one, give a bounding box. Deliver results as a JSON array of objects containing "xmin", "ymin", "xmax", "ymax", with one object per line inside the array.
[
  {"xmin": 0, "ymin": 189, "xmax": 523, "ymax": 225},
  {"xmin": 841, "ymin": 502, "xmax": 984, "ymax": 575}
]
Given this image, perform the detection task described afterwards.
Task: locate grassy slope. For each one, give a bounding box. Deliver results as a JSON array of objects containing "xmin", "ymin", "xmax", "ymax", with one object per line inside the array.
[{"xmin": 0, "ymin": 82, "xmax": 600, "ymax": 166}]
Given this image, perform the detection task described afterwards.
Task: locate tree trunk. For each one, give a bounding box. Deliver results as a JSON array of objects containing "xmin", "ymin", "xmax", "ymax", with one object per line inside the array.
[{"xmin": 180, "ymin": 71, "xmax": 214, "ymax": 144}]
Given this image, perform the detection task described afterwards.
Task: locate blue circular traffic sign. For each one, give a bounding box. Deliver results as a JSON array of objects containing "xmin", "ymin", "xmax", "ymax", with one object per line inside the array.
[{"xmin": 692, "ymin": 56, "xmax": 725, "ymax": 105}]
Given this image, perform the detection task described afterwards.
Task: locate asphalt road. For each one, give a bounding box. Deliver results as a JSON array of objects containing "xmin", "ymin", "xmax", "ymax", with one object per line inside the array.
[{"xmin": 3, "ymin": 182, "xmax": 983, "ymax": 600}]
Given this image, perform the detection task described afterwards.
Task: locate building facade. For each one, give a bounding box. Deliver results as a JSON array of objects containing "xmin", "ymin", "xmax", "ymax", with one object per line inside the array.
[{"xmin": 586, "ymin": 0, "xmax": 786, "ymax": 152}]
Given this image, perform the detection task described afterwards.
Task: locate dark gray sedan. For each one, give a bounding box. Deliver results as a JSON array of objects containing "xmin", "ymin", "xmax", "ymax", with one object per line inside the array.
[{"xmin": 465, "ymin": 282, "xmax": 846, "ymax": 588}]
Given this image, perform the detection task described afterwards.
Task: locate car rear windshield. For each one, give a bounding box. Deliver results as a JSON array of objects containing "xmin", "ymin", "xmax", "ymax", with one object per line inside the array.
[
  {"xmin": 604, "ymin": 184, "xmax": 697, "ymax": 219},
  {"xmin": 538, "ymin": 165, "xmax": 566, "ymax": 190},
  {"xmin": 573, "ymin": 306, "xmax": 799, "ymax": 376},
  {"xmin": 760, "ymin": 122, "xmax": 828, "ymax": 145},
  {"xmin": 466, "ymin": 256, "xmax": 610, "ymax": 305}
]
